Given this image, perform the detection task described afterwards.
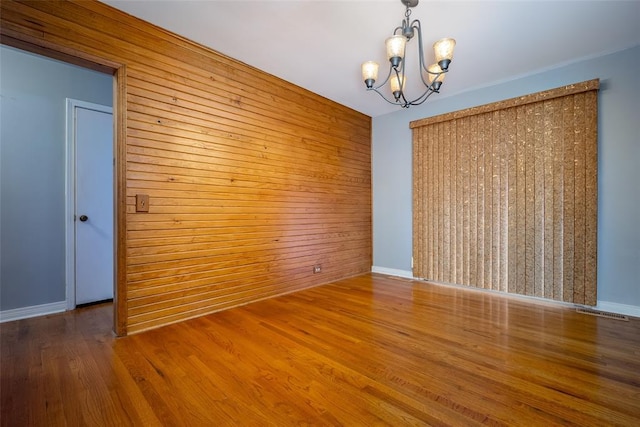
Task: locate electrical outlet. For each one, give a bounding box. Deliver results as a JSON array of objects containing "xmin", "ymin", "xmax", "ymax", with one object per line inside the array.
[{"xmin": 313, "ymin": 265, "xmax": 322, "ymax": 274}]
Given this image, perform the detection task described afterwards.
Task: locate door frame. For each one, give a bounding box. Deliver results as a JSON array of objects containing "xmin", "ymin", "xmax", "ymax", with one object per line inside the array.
[
  {"xmin": 65, "ymin": 99, "xmax": 114, "ymax": 310},
  {"xmin": 0, "ymin": 36, "xmax": 128, "ymax": 335}
]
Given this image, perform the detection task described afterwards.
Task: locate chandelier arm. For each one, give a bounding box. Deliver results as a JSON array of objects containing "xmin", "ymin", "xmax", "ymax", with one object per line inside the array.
[
  {"xmin": 366, "ymin": 86, "xmax": 409, "ymax": 106},
  {"xmin": 397, "ymin": 84, "xmax": 409, "ymax": 106},
  {"xmin": 407, "ymin": 86, "xmax": 438, "ymax": 106},
  {"xmin": 370, "ymin": 63, "xmax": 395, "ymax": 92},
  {"xmin": 411, "ymin": 20, "xmax": 448, "ymax": 77},
  {"xmin": 396, "ymin": 58, "xmax": 407, "ymax": 92},
  {"xmin": 413, "ymin": 18, "xmax": 450, "ymax": 100},
  {"xmin": 411, "ymin": 19, "xmax": 433, "ymax": 86},
  {"xmin": 394, "ymin": 67, "xmax": 411, "ymax": 105},
  {"xmin": 412, "ymin": 89, "xmax": 439, "ymax": 106},
  {"xmin": 392, "ymin": 59, "xmax": 411, "ymax": 106}
]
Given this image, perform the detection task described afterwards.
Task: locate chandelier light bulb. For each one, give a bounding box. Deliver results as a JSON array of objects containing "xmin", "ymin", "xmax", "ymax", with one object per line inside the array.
[
  {"xmin": 385, "ymin": 35, "xmax": 406, "ymax": 68},
  {"xmin": 427, "ymin": 63, "xmax": 445, "ymax": 92},
  {"xmin": 433, "ymin": 38, "xmax": 456, "ymax": 71},
  {"xmin": 390, "ymin": 74, "xmax": 405, "ymax": 99},
  {"xmin": 362, "ymin": 61, "xmax": 379, "ymax": 88},
  {"xmin": 427, "ymin": 64, "xmax": 445, "ymax": 83}
]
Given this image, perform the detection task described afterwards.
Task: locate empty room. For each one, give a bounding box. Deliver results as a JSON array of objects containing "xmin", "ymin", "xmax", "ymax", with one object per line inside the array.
[{"xmin": 1, "ymin": 0, "xmax": 639, "ymax": 425}]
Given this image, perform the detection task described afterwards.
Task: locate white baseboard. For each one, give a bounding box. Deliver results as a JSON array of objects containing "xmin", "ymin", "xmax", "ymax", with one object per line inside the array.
[
  {"xmin": 371, "ymin": 266, "xmax": 414, "ymax": 279},
  {"xmin": 0, "ymin": 301, "xmax": 67, "ymax": 323},
  {"xmin": 369, "ymin": 270, "xmax": 640, "ymax": 318},
  {"xmin": 596, "ymin": 301, "xmax": 640, "ymax": 318}
]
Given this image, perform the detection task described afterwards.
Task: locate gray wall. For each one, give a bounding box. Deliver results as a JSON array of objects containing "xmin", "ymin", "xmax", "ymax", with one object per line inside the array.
[
  {"xmin": 0, "ymin": 45, "xmax": 113, "ymax": 311},
  {"xmin": 372, "ymin": 45, "xmax": 640, "ymax": 309}
]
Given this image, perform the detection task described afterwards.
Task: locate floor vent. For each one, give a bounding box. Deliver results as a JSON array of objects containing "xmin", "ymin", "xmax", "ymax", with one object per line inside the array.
[{"xmin": 576, "ymin": 308, "xmax": 629, "ymax": 321}]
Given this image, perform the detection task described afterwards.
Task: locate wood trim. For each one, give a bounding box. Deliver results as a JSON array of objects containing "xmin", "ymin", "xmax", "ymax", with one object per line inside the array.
[
  {"xmin": 0, "ymin": 29, "xmax": 120, "ymax": 74},
  {"xmin": 114, "ymin": 64, "xmax": 128, "ymax": 336},
  {"xmin": 410, "ymin": 79, "xmax": 599, "ymax": 128}
]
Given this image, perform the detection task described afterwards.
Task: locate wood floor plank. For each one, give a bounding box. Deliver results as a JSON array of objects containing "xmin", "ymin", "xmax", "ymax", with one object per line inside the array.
[{"xmin": 2, "ymin": 273, "xmax": 639, "ymax": 426}]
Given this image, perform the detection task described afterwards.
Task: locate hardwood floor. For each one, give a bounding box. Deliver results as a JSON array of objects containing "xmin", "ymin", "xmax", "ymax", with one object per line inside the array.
[{"xmin": 2, "ymin": 273, "xmax": 639, "ymax": 426}]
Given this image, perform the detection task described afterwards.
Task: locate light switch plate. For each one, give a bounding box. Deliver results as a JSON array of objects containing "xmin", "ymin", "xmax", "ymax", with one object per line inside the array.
[{"xmin": 136, "ymin": 194, "xmax": 149, "ymax": 212}]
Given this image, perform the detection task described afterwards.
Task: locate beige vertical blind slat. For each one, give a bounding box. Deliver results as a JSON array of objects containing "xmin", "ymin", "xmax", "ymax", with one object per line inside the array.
[
  {"xmin": 443, "ymin": 121, "xmax": 451, "ymax": 283},
  {"xmin": 411, "ymin": 80, "xmax": 598, "ymax": 305},
  {"xmin": 515, "ymin": 105, "xmax": 527, "ymax": 297},
  {"xmin": 454, "ymin": 120, "xmax": 463, "ymax": 284},
  {"xmin": 562, "ymin": 95, "xmax": 576, "ymax": 302},
  {"xmin": 542, "ymin": 99, "xmax": 557, "ymax": 300},
  {"xmin": 506, "ymin": 107, "xmax": 518, "ymax": 295},
  {"xmin": 584, "ymin": 91, "xmax": 599, "ymax": 306},
  {"xmin": 552, "ymin": 97, "xmax": 565, "ymax": 301},
  {"xmin": 574, "ymin": 93, "xmax": 587, "ymax": 304},
  {"xmin": 467, "ymin": 116, "xmax": 476, "ymax": 287}
]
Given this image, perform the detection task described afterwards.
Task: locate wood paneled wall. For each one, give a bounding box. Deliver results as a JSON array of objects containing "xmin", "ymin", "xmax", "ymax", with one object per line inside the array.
[
  {"xmin": 0, "ymin": 0, "xmax": 371, "ymax": 334},
  {"xmin": 411, "ymin": 81, "xmax": 598, "ymax": 305}
]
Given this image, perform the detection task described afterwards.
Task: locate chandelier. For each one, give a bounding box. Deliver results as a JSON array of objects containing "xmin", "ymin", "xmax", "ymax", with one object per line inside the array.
[{"xmin": 361, "ymin": 0, "xmax": 456, "ymax": 108}]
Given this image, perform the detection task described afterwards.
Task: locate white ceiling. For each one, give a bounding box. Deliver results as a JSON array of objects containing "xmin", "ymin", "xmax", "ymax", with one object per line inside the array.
[{"xmin": 101, "ymin": 0, "xmax": 640, "ymax": 117}]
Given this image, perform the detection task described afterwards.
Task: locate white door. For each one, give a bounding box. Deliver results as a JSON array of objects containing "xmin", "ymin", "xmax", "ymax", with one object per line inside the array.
[{"xmin": 66, "ymin": 100, "xmax": 113, "ymax": 306}]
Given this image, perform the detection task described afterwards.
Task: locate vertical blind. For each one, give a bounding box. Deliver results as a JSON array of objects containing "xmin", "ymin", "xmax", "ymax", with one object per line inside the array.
[{"xmin": 411, "ymin": 80, "xmax": 598, "ymax": 305}]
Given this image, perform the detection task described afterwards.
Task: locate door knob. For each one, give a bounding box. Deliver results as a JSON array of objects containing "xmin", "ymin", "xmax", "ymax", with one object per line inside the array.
[{"xmin": 79, "ymin": 215, "xmax": 88, "ymax": 222}]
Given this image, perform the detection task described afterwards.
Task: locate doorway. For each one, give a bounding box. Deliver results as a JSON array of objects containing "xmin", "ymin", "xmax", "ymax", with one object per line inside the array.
[
  {"xmin": 66, "ymin": 99, "xmax": 114, "ymax": 308},
  {"xmin": 0, "ymin": 43, "xmax": 124, "ymax": 333}
]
